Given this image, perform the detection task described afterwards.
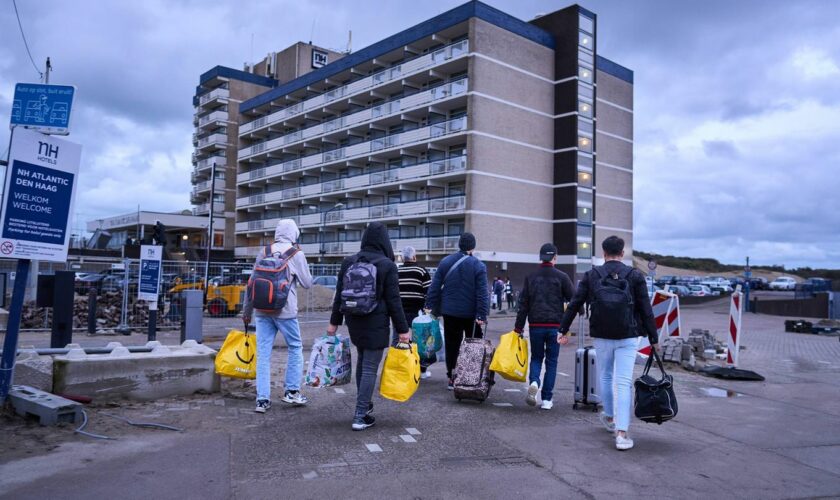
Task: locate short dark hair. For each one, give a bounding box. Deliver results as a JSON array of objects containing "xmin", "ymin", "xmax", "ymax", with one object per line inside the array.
[{"xmin": 602, "ymin": 235, "xmax": 625, "ymax": 257}]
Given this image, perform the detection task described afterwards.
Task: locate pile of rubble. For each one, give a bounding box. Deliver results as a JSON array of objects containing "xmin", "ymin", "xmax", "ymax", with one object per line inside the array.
[
  {"xmin": 660, "ymin": 329, "xmax": 728, "ymax": 371},
  {"xmin": 19, "ymin": 292, "xmax": 175, "ymax": 330}
]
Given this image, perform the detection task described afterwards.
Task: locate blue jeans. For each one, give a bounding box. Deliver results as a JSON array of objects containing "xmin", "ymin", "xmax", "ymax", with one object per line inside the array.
[
  {"xmin": 254, "ymin": 314, "xmax": 304, "ymax": 400},
  {"xmin": 354, "ymin": 347, "xmax": 384, "ymax": 419},
  {"xmin": 593, "ymin": 337, "xmax": 639, "ymax": 432},
  {"xmin": 528, "ymin": 327, "xmax": 560, "ymax": 401}
]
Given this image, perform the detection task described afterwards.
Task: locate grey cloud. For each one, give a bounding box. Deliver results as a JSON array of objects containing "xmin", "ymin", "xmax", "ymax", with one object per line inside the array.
[{"xmin": 702, "ymin": 140, "xmax": 739, "ymax": 159}]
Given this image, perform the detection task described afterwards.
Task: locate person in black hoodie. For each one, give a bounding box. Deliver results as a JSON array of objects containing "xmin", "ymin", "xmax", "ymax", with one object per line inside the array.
[
  {"xmin": 327, "ymin": 222, "xmax": 410, "ymax": 431},
  {"xmin": 514, "ymin": 243, "xmax": 575, "ymax": 410}
]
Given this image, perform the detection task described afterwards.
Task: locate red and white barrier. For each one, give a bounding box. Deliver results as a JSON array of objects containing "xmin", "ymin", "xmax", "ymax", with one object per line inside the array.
[
  {"xmin": 727, "ymin": 286, "xmax": 743, "ymax": 367},
  {"xmin": 639, "ymin": 289, "xmax": 683, "ymax": 356}
]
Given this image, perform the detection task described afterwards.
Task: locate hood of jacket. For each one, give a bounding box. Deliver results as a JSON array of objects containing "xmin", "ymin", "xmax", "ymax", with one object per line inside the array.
[
  {"xmin": 360, "ymin": 222, "xmax": 395, "ymax": 261},
  {"xmin": 274, "ymin": 219, "xmax": 300, "ymax": 244}
]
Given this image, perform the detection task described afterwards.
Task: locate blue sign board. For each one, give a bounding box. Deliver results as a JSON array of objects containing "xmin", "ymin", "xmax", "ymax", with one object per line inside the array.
[
  {"xmin": 10, "ymin": 83, "xmax": 76, "ymax": 135},
  {"xmin": 138, "ymin": 245, "xmax": 163, "ymax": 302}
]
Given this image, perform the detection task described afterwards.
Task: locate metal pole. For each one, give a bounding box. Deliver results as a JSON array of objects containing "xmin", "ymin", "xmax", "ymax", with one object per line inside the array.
[
  {"xmin": 116, "ymin": 258, "xmax": 130, "ymax": 335},
  {"xmin": 203, "ymin": 162, "xmax": 216, "ymax": 306},
  {"xmin": 0, "ymin": 259, "xmax": 31, "ymax": 401}
]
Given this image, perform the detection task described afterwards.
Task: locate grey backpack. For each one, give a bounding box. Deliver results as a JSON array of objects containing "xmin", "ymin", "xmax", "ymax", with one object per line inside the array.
[{"xmin": 340, "ymin": 255, "xmax": 381, "ymax": 315}]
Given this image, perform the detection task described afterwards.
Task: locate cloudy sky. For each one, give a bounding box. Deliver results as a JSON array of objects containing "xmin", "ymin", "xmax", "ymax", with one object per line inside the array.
[{"xmin": 1, "ymin": 0, "xmax": 838, "ymax": 268}]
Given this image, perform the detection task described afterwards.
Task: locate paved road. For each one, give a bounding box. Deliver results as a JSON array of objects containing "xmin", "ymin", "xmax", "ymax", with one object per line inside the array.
[{"xmin": 1, "ymin": 301, "xmax": 839, "ymax": 499}]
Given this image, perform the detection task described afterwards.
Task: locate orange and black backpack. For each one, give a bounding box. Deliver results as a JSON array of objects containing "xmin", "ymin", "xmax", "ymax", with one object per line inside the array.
[{"xmin": 247, "ymin": 245, "xmax": 299, "ymax": 312}]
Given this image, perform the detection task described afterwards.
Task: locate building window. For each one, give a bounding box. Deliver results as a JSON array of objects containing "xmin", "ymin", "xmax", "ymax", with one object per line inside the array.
[
  {"xmin": 579, "ymin": 83, "xmax": 594, "ymax": 102},
  {"xmin": 579, "ymin": 31, "xmax": 593, "ymax": 51},
  {"xmin": 578, "ymin": 206, "xmax": 592, "ymax": 223},
  {"xmin": 578, "ymin": 189, "xmax": 593, "ymax": 204},
  {"xmin": 577, "ymin": 223, "xmax": 593, "ymax": 239},
  {"xmin": 213, "ymin": 232, "xmax": 224, "ymax": 248},
  {"xmin": 578, "ymin": 170, "xmax": 593, "ymax": 187},
  {"xmin": 579, "ymin": 14, "xmax": 594, "ymax": 34},
  {"xmin": 578, "ymin": 48, "xmax": 594, "ymax": 67},
  {"xmin": 579, "ymin": 66, "xmax": 593, "ymax": 83},
  {"xmin": 576, "ymin": 262, "xmax": 593, "ymax": 274},
  {"xmin": 448, "ymin": 182, "xmax": 465, "ymax": 196},
  {"xmin": 578, "ymin": 136, "xmax": 593, "ymax": 152},
  {"xmin": 579, "ymin": 100, "xmax": 593, "ymax": 118},
  {"xmin": 447, "ymin": 218, "xmax": 465, "ymax": 236},
  {"xmin": 579, "ymin": 118, "xmax": 594, "ymax": 137},
  {"xmin": 577, "ymin": 241, "xmax": 592, "ymax": 259},
  {"xmin": 578, "ymin": 152, "xmax": 593, "ymax": 170}
]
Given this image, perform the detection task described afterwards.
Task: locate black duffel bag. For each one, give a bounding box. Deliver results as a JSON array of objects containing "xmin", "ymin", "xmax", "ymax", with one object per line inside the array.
[{"xmin": 634, "ymin": 349, "xmax": 678, "ymax": 424}]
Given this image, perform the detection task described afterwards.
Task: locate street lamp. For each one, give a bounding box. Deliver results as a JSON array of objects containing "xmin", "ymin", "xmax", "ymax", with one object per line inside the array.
[{"xmin": 320, "ymin": 202, "xmax": 344, "ymax": 258}]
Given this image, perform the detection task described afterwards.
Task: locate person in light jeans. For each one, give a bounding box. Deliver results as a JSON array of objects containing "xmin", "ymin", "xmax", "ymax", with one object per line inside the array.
[
  {"xmin": 242, "ymin": 219, "xmax": 313, "ymax": 413},
  {"xmin": 559, "ymin": 235, "xmax": 658, "ymax": 450}
]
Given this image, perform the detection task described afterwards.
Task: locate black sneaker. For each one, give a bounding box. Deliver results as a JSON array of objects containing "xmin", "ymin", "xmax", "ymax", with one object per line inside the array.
[
  {"xmin": 254, "ymin": 399, "xmax": 271, "ymax": 413},
  {"xmin": 351, "ymin": 414, "xmax": 376, "ymax": 431},
  {"xmin": 447, "ymin": 378, "xmax": 455, "ymax": 391},
  {"xmin": 281, "ymin": 390, "xmax": 309, "ymax": 406},
  {"xmin": 366, "ymin": 402, "xmax": 374, "ymax": 416}
]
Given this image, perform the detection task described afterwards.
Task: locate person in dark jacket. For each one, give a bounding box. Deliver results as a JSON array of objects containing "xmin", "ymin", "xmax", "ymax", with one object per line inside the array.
[
  {"xmin": 505, "ymin": 277, "xmax": 515, "ymax": 310},
  {"xmin": 559, "ymin": 235, "xmax": 658, "ymax": 451},
  {"xmin": 424, "ymin": 232, "xmax": 489, "ymax": 389},
  {"xmin": 493, "ymin": 277, "xmax": 505, "ymax": 313},
  {"xmin": 327, "ymin": 222, "xmax": 410, "ymax": 431},
  {"xmin": 514, "ymin": 243, "xmax": 575, "ymax": 410}
]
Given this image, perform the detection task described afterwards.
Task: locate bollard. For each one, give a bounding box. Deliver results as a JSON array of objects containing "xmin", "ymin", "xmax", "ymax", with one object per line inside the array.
[
  {"xmin": 50, "ymin": 271, "xmax": 75, "ymax": 349},
  {"xmin": 180, "ymin": 290, "xmax": 204, "ymax": 344},
  {"xmin": 148, "ymin": 307, "xmax": 157, "ymax": 342},
  {"xmin": 87, "ymin": 288, "xmax": 98, "ymax": 334}
]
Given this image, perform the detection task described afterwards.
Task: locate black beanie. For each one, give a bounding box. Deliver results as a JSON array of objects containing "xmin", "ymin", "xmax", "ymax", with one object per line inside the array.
[{"xmin": 459, "ymin": 232, "xmax": 476, "ymax": 251}]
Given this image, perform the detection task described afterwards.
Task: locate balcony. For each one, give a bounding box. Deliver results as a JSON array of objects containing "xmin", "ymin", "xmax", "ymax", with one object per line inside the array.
[
  {"xmin": 235, "ymin": 195, "xmax": 466, "ymax": 234},
  {"xmin": 236, "ymin": 235, "xmax": 458, "ymax": 259},
  {"xmin": 199, "ymin": 88, "xmax": 229, "ymax": 106},
  {"xmin": 238, "ymin": 77, "xmax": 468, "ymax": 156},
  {"xmin": 191, "ymin": 178, "xmax": 225, "ymax": 198},
  {"xmin": 239, "ymin": 39, "xmax": 469, "ymax": 136},
  {"xmin": 236, "ymin": 155, "xmax": 467, "ymax": 209},
  {"xmin": 198, "ymin": 110, "xmax": 228, "ymax": 129},
  {"xmin": 193, "ymin": 201, "xmax": 225, "ymax": 215},
  {"xmin": 237, "ymin": 116, "xmax": 468, "ymax": 184},
  {"xmin": 196, "ymin": 133, "xmax": 228, "ymax": 151},
  {"xmin": 194, "ymin": 155, "xmax": 226, "ymax": 170}
]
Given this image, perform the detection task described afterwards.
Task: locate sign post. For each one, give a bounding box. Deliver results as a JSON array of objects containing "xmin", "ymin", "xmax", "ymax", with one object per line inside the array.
[
  {"xmin": 744, "ymin": 256, "xmax": 751, "ymax": 312},
  {"xmin": 139, "ymin": 245, "xmax": 163, "ymax": 341},
  {"xmin": 0, "ymin": 128, "xmax": 81, "ymax": 401}
]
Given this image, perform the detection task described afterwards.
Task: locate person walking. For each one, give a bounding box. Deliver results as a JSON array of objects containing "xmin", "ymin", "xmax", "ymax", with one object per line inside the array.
[
  {"xmin": 505, "ymin": 277, "xmax": 515, "ymax": 311},
  {"xmin": 559, "ymin": 236, "xmax": 658, "ymax": 450},
  {"xmin": 397, "ymin": 246, "xmax": 433, "ymax": 378},
  {"xmin": 242, "ymin": 219, "xmax": 313, "ymax": 413},
  {"xmin": 327, "ymin": 222, "xmax": 409, "ymax": 431},
  {"xmin": 513, "ymin": 243, "xmax": 575, "ymax": 410},
  {"xmin": 493, "ymin": 277, "xmax": 505, "ymax": 313},
  {"xmin": 425, "ymin": 232, "xmax": 489, "ymax": 390}
]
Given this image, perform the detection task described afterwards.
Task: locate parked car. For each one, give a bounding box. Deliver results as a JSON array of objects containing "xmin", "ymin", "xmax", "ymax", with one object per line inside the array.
[
  {"xmin": 802, "ymin": 277, "xmax": 833, "ymax": 292},
  {"xmin": 668, "ymin": 285, "xmax": 691, "ymax": 297},
  {"xmin": 313, "ymin": 275, "xmax": 337, "ymax": 289},
  {"xmin": 655, "ymin": 275, "xmax": 678, "ymax": 288},
  {"xmin": 688, "ymin": 284, "xmax": 717, "ymax": 297},
  {"xmin": 769, "ymin": 277, "xmax": 797, "ymax": 291},
  {"xmin": 747, "ymin": 277, "xmax": 768, "ymax": 290}
]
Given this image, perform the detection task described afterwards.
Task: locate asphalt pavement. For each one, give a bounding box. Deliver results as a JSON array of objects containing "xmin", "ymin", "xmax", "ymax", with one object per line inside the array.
[{"xmin": 1, "ymin": 301, "xmax": 839, "ymax": 499}]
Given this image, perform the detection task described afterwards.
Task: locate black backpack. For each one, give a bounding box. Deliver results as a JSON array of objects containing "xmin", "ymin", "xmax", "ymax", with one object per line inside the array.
[
  {"xmin": 339, "ymin": 255, "xmax": 381, "ymax": 316},
  {"xmin": 247, "ymin": 245, "xmax": 299, "ymax": 313},
  {"xmin": 589, "ymin": 266, "xmax": 636, "ymax": 337}
]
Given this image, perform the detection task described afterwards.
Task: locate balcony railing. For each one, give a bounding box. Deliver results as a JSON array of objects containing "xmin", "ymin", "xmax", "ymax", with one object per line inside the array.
[
  {"xmin": 239, "ymin": 39, "xmax": 469, "ymax": 135},
  {"xmin": 191, "ymin": 178, "xmax": 225, "ymax": 197},
  {"xmin": 199, "ymin": 88, "xmax": 229, "ymax": 106},
  {"xmin": 193, "ymin": 201, "xmax": 225, "ymax": 215},
  {"xmin": 198, "ymin": 110, "xmax": 228, "ymax": 128},
  {"xmin": 197, "ymin": 133, "xmax": 228, "ymax": 150},
  {"xmin": 236, "ymin": 236, "xmax": 458, "ymax": 258},
  {"xmin": 235, "ymin": 195, "xmax": 465, "ymax": 233},
  {"xmin": 194, "ymin": 155, "xmax": 226, "ymax": 170},
  {"xmin": 237, "ymin": 116, "xmax": 467, "ymax": 184},
  {"xmin": 238, "ymin": 77, "xmax": 468, "ymax": 156},
  {"xmin": 236, "ymin": 155, "xmax": 467, "ymax": 208}
]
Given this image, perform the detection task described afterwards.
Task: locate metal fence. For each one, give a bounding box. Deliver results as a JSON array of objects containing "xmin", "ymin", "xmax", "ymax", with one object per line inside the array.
[{"xmin": 0, "ymin": 258, "xmax": 342, "ymax": 333}]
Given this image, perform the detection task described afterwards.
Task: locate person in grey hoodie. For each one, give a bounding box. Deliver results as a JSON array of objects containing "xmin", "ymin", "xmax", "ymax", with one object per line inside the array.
[{"xmin": 243, "ymin": 219, "xmax": 313, "ymax": 413}]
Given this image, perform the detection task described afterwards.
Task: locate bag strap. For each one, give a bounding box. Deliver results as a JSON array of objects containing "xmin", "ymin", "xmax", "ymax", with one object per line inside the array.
[
  {"xmin": 443, "ymin": 254, "xmax": 470, "ymax": 285},
  {"xmin": 643, "ymin": 349, "xmax": 668, "ymax": 379},
  {"xmin": 242, "ymin": 318, "xmax": 250, "ymax": 334}
]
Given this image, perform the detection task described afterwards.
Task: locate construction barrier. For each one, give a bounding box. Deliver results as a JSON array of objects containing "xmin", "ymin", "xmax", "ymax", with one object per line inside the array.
[
  {"xmin": 728, "ymin": 287, "xmax": 743, "ymax": 367},
  {"xmin": 639, "ymin": 289, "xmax": 683, "ymax": 356}
]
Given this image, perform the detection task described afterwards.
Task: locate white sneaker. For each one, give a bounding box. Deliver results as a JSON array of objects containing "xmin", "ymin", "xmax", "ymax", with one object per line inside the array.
[
  {"xmin": 615, "ymin": 434, "xmax": 634, "ymax": 451},
  {"xmin": 526, "ymin": 381, "xmax": 539, "ymax": 406},
  {"xmin": 599, "ymin": 412, "xmax": 616, "ymax": 433},
  {"xmin": 540, "ymin": 399, "xmax": 553, "ymax": 410},
  {"xmin": 421, "ymin": 370, "xmax": 431, "ymax": 380}
]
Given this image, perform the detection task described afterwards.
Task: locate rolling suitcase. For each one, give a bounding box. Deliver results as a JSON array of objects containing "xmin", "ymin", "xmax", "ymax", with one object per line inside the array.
[
  {"xmin": 574, "ymin": 310, "xmax": 601, "ymax": 411},
  {"xmin": 453, "ymin": 322, "xmax": 495, "ymax": 402}
]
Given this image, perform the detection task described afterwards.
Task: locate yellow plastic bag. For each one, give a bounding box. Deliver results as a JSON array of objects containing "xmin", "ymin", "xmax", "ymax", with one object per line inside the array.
[
  {"xmin": 215, "ymin": 327, "xmax": 256, "ymax": 379},
  {"xmin": 490, "ymin": 331, "xmax": 529, "ymax": 382},
  {"xmin": 379, "ymin": 342, "xmax": 421, "ymax": 402}
]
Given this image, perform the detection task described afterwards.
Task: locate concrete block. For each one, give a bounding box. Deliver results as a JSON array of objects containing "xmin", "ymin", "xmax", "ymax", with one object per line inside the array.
[
  {"xmin": 13, "ymin": 347, "xmax": 54, "ymax": 392},
  {"xmin": 9, "ymin": 385, "xmax": 82, "ymax": 425},
  {"xmin": 53, "ymin": 340, "xmax": 220, "ymax": 401}
]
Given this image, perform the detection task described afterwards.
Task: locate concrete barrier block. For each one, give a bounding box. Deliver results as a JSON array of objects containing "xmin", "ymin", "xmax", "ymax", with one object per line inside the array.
[
  {"xmin": 13, "ymin": 348, "xmax": 54, "ymax": 392},
  {"xmin": 53, "ymin": 344, "xmax": 220, "ymax": 402}
]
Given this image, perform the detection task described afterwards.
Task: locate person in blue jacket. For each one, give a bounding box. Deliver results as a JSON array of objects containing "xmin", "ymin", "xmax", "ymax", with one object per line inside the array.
[{"xmin": 425, "ymin": 232, "xmax": 489, "ymax": 389}]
